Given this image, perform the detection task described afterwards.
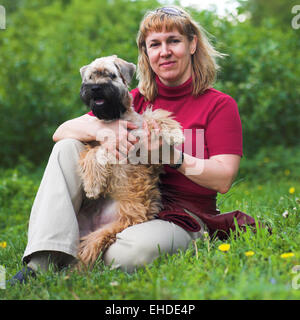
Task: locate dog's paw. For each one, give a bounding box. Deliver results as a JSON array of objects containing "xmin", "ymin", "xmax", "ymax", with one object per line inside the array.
[
  {"xmin": 161, "ymin": 128, "xmax": 185, "ymax": 146},
  {"xmin": 95, "ymin": 148, "xmax": 110, "ymax": 165},
  {"xmin": 85, "ymin": 189, "xmax": 101, "ymax": 199},
  {"xmin": 77, "ymin": 237, "xmax": 100, "ymax": 267},
  {"xmin": 83, "ymin": 180, "xmax": 102, "ymax": 199}
]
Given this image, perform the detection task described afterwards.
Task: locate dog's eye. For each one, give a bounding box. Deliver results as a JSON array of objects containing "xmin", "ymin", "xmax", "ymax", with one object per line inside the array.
[{"xmin": 110, "ymin": 73, "xmax": 117, "ymax": 80}]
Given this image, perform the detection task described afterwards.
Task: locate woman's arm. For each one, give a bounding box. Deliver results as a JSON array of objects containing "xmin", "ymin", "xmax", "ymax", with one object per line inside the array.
[
  {"xmin": 176, "ymin": 150, "xmax": 241, "ymax": 194},
  {"xmin": 142, "ymin": 120, "xmax": 240, "ymax": 194},
  {"xmin": 53, "ymin": 114, "xmax": 138, "ymax": 161},
  {"xmin": 53, "ymin": 114, "xmax": 104, "ymax": 142},
  {"xmin": 141, "ymin": 121, "xmax": 239, "ymax": 194}
]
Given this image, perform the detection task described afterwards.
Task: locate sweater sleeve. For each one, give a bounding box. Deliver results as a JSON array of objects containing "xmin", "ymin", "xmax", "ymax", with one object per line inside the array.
[{"xmin": 205, "ymin": 96, "xmax": 243, "ymax": 157}]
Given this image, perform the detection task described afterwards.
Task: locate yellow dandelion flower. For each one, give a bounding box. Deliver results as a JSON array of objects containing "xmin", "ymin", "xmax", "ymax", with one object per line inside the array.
[
  {"xmin": 218, "ymin": 244, "xmax": 230, "ymax": 252},
  {"xmin": 0, "ymin": 242, "xmax": 7, "ymax": 248},
  {"xmin": 289, "ymin": 187, "xmax": 295, "ymax": 194},
  {"xmin": 280, "ymin": 252, "xmax": 295, "ymax": 259},
  {"xmin": 245, "ymin": 250, "xmax": 255, "ymax": 257}
]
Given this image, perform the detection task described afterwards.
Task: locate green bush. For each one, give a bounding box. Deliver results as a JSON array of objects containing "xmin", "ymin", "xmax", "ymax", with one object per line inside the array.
[
  {"xmin": 0, "ymin": 164, "xmax": 39, "ymax": 230},
  {"xmin": 0, "ymin": 1, "xmax": 299, "ymax": 166},
  {"xmin": 238, "ymin": 145, "xmax": 300, "ymax": 181},
  {"xmin": 190, "ymin": 9, "xmax": 300, "ymax": 157},
  {"xmin": 0, "ymin": 0, "xmax": 159, "ymax": 166}
]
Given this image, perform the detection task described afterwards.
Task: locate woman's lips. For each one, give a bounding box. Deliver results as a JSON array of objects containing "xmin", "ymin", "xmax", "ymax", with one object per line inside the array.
[{"xmin": 160, "ymin": 61, "xmax": 176, "ymax": 68}]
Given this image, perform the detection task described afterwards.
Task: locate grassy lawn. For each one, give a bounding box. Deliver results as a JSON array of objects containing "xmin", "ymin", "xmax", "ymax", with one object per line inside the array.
[{"xmin": 0, "ymin": 165, "xmax": 299, "ymax": 300}]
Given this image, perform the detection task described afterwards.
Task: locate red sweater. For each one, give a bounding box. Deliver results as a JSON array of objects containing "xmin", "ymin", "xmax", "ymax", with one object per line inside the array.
[
  {"xmin": 130, "ymin": 76, "xmax": 243, "ymax": 197},
  {"xmin": 87, "ymin": 77, "xmax": 259, "ymax": 238},
  {"xmin": 88, "ymin": 76, "xmax": 242, "ymax": 195}
]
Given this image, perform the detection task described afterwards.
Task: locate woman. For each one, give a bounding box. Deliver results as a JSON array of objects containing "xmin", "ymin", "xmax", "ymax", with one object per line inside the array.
[{"xmin": 10, "ymin": 6, "xmax": 257, "ymax": 284}]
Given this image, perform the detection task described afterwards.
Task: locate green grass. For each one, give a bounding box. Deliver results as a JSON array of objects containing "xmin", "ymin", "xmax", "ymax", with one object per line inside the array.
[{"xmin": 0, "ymin": 166, "xmax": 299, "ymax": 300}]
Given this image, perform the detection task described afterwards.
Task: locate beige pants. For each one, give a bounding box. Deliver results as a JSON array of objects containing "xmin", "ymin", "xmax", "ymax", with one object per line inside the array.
[{"xmin": 23, "ymin": 139, "xmax": 205, "ymax": 272}]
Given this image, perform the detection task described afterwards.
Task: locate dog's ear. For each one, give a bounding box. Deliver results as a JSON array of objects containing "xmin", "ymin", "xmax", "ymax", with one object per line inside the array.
[
  {"xmin": 80, "ymin": 65, "xmax": 89, "ymax": 80},
  {"xmin": 114, "ymin": 57, "xmax": 136, "ymax": 85}
]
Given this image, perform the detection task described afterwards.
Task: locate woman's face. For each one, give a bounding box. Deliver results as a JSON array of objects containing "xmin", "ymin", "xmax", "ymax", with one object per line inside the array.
[{"xmin": 145, "ymin": 28, "xmax": 197, "ymax": 87}]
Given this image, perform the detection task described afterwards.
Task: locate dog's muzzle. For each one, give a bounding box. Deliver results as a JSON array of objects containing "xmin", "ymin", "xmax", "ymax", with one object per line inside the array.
[
  {"xmin": 91, "ymin": 85, "xmax": 106, "ymax": 106},
  {"xmin": 80, "ymin": 83, "xmax": 127, "ymax": 121}
]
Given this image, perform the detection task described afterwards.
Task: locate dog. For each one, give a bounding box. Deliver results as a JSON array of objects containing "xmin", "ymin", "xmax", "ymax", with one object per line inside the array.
[{"xmin": 77, "ymin": 55, "xmax": 184, "ymax": 268}]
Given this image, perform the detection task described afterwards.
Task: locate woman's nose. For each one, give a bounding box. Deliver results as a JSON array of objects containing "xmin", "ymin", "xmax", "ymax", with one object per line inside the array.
[{"xmin": 160, "ymin": 43, "xmax": 171, "ymax": 57}]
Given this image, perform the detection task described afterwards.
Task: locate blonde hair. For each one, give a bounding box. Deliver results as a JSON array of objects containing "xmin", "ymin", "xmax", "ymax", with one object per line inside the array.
[{"xmin": 136, "ymin": 6, "xmax": 224, "ymax": 102}]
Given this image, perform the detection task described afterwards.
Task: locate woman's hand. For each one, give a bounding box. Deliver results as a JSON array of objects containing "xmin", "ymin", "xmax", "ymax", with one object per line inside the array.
[
  {"xmin": 140, "ymin": 119, "xmax": 180, "ymax": 165},
  {"xmin": 140, "ymin": 119, "xmax": 176, "ymax": 165},
  {"xmin": 141, "ymin": 120, "xmax": 161, "ymax": 163},
  {"xmin": 53, "ymin": 115, "xmax": 138, "ymax": 161},
  {"xmin": 97, "ymin": 119, "xmax": 138, "ymax": 162}
]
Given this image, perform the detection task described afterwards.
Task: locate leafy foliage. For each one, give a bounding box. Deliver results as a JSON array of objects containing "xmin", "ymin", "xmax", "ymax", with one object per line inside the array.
[
  {"xmin": 238, "ymin": 145, "xmax": 300, "ymax": 181},
  {"xmin": 0, "ymin": 166, "xmax": 299, "ymax": 299},
  {"xmin": 237, "ymin": 0, "xmax": 299, "ymax": 29},
  {"xmin": 0, "ymin": 0, "xmax": 159, "ymax": 166},
  {"xmin": 1, "ymin": 1, "xmax": 299, "ymax": 300},
  {"xmin": 0, "ymin": 0, "xmax": 299, "ymax": 166},
  {"xmin": 189, "ymin": 9, "xmax": 300, "ymax": 158}
]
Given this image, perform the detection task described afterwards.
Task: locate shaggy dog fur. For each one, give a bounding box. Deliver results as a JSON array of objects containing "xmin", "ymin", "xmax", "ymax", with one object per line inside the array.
[{"xmin": 77, "ymin": 55, "xmax": 184, "ymax": 268}]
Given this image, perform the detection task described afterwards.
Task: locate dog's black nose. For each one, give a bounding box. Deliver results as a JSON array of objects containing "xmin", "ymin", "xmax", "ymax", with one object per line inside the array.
[{"xmin": 91, "ymin": 85, "xmax": 100, "ymax": 92}]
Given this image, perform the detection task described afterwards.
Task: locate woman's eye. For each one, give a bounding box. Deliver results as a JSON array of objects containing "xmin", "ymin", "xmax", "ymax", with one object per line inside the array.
[{"xmin": 150, "ymin": 43, "xmax": 159, "ymax": 48}]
